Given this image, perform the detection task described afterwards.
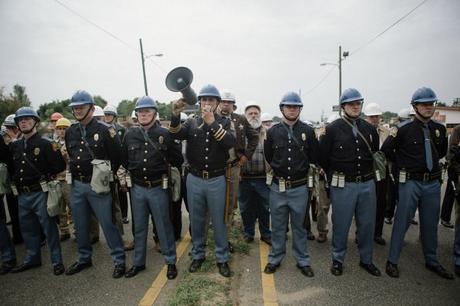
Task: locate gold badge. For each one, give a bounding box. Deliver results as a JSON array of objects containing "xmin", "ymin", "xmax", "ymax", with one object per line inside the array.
[
  {"xmin": 390, "ymin": 127, "xmax": 398, "ymax": 137},
  {"xmin": 302, "ymin": 133, "xmax": 306, "ymax": 141},
  {"xmin": 159, "ymin": 136, "xmax": 164, "ymax": 144},
  {"xmin": 94, "ymin": 133, "xmax": 99, "ymax": 141},
  {"xmin": 34, "ymin": 147, "xmax": 40, "ymax": 155},
  {"xmin": 435, "ymin": 129, "xmax": 440, "ymax": 137},
  {"xmin": 108, "ymin": 127, "xmax": 117, "ymax": 138}
]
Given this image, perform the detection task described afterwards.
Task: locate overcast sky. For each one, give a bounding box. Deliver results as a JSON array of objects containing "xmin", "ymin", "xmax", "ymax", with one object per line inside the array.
[{"xmin": 1, "ymin": 0, "xmax": 459, "ymax": 121}]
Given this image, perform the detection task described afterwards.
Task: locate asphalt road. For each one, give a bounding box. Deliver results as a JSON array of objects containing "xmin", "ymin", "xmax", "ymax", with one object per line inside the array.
[{"xmin": 1, "ymin": 202, "xmax": 459, "ymax": 306}]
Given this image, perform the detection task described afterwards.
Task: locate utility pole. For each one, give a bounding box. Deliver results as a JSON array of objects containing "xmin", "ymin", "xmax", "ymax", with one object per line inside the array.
[
  {"xmin": 338, "ymin": 45, "xmax": 342, "ymax": 101},
  {"xmin": 139, "ymin": 38, "xmax": 148, "ymax": 96}
]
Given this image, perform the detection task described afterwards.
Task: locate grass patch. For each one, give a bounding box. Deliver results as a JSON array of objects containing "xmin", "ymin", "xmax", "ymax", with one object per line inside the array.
[{"xmin": 168, "ymin": 211, "xmax": 251, "ymax": 306}]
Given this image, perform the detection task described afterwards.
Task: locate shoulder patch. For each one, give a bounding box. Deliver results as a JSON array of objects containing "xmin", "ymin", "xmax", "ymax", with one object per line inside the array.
[
  {"xmin": 108, "ymin": 127, "xmax": 117, "ymax": 138},
  {"xmin": 390, "ymin": 127, "xmax": 398, "ymax": 137}
]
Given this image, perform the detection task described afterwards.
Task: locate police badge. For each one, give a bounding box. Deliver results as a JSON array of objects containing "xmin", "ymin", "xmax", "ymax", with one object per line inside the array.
[
  {"xmin": 108, "ymin": 128, "xmax": 117, "ymax": 138},
  {"xmin": 302, "ymin": 133, "xmax": 306, "ymax": 141},
  {"xmin": 390, "ymin": 127, "xmax": 398, "ymax": 137},
  {"xmin": 34, "ymin": 147, "xmax": 40, "ymax": 155},
  {"xmin": 435, "ymin": 129, "xmax": 440, "ymax": 138},
  {"xmin": 94, "ymin": 133, "xmax": 99, "ymax": 141},
  {"xmin": 159, "ymin": 136, "xmax": 164, "ymax": 144}
]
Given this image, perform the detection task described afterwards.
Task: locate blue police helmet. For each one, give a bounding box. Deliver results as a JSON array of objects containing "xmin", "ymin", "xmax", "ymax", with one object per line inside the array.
[
  {"xmin": 280, "ymin": 91, "xmax": 303, "ymax": 107},
  {"xmin": 135, "ymin": 96, "xmax": 158, "ymax": 111},
  {"xmin": 340, "ymin": 88, "xmax": 363, "ymax": 104},
  {"xmin": 197, "ymin": 84, "xmax": 221, "ymax": 101},
  {"xmin": 14, "ymin": 107, "xmax": 40, "ymax": 123},
  {"xmin": 69, "ymin": 90, "xmax": 94, "ymax": 107},
  {"xmin": 411, "ymin": 87, "xmax": 437, "ymax": 104}
]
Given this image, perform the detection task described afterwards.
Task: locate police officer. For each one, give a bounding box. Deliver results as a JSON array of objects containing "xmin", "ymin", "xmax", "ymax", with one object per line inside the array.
[
  {"xmin": 9, "ymin": 107, "xmax": 66, "ymax": 275},
  {"xmin": 319, "ymin": 88, "xmax": 381, "ymax": 277},
  {"xmin": 263, "ymin": 92, "xmax": 318, "ymax": 277},
  {"xmin": 122, "ymin": 96, "xmax": 183, "ymax": 279},
  {"xmin": 170, "ymin": 85, "xmax": 235, "ymax": 277},
  {"xmin": 103, "ymin": 105, "xmax": 129, "ymax": 224},
  {"xmin": 64, "ymin": 90, "xmax": 126, "ymax": 278},
  {"xmin": 0, "ymin": 133, "xmax": 16, "ymax": 274},
  {"xmin": 382, "ymin": 87, "xmax": 453, "ymax": 279}
]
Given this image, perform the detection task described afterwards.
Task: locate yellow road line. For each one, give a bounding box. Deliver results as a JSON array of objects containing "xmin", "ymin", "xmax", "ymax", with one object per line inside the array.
[
  {"xmin": 138, "ymin": 233, "xmax": 191, "ymax": 306},
  {"xmin": 259, "ymin": 240, "xmax": 278, "ymax": 306}
]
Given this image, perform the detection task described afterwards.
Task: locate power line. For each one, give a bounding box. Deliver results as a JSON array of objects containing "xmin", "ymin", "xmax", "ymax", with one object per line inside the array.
[
  {"xmin": 303, "ymin": 66, "xmax": 335, "ymax": 96},
  {"xmin": 349, "ymin": 0, "xmax": 429, "ymax": 56},
  {"xmin": 52, "ymin": 0, "xmax": 165, "ymax": 71}
]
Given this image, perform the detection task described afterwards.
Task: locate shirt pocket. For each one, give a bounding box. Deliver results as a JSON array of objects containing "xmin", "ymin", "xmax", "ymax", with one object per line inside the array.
[{"xmin": 127, "ymin": 143, "xmax": 142, "ymax": 167}]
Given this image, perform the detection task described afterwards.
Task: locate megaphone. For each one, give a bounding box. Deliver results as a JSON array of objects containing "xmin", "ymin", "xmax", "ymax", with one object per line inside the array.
[{"xmin": 165, "ymin": 67, "xmax": 197, "ymax": 105}]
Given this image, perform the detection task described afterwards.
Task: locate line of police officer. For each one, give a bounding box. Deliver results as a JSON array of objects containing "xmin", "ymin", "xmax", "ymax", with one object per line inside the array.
[{"xmin": 1, "ymin": 85, "xmax": 459, "ymax": 281}]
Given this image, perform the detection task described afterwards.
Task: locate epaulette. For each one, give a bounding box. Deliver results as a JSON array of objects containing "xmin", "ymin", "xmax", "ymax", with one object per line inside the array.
[{"xmin": 396, "ymin": 119, "xmax": 411, "ymax": 128}]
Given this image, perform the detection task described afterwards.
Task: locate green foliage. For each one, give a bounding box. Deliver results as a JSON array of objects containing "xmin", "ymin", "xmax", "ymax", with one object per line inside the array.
[
  {"xmin": 117, "ymin": 99, "xmax": 136, "ymax": 117},
  {"xmin": 93, "ymin": 95, "xmax": 107, "ymax": 108},
  {"xmin": 381, "ymin": 111, "xmax": 397, "ymax": 122},
  {"xmin": 0, "ymin": 84, "xmax": 31, "ymax": 124},
  {"xmin": 157, "ymin": 101, "xmax": 172, "ymax": 120},
  {"xmin": 38, "ymin": 99, "xmax": 73, "ymax": 121}
]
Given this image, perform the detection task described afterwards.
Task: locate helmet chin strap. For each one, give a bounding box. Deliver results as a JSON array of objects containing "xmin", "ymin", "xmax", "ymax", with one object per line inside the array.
[
  {"xmin": 280, "ymin": 106, "xmax": 301, "ymax": 122},
  {"xmin": 139, "ymin": 110, "xmax": 156, "ymax": 127},
  {"xmin": 412, "ymin": 105, "xmax": 431, "ymax": 120},
  {"xmin": 72, "ymin": 105, "xmax": 93, "ymax": 122},
  {"xmin": 18, "ymin": 119, "xmax": 38, "ymax": 135}
]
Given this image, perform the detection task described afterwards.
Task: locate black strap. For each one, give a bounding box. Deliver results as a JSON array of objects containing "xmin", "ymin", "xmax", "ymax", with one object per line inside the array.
[
  {"xmin": 279, "ymin": 122, "xmax": 309, "ymax": 160},
  {"xmin": 341, "ymin": 117, "xmax": 374, "ymax": 156},
  {"xmin": 138, "ymin": 127, "xmax": 170, "ymax": 168},
  {"xmin": 22, "ymin": 140, "xmax": 46, "ymax": 180},
  {"xmin": 79, "ymin": 124, "xmax": 96, "ymax": 159}
]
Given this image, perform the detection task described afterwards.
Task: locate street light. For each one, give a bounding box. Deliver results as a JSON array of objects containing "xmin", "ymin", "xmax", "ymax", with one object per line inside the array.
[
  {"xmin": 139, "ymin": 38, "xmax": 163, "ymax": 96},
  {"xmin": 320, "ymin": 45, "xmax": 349, "ymax": 114}
]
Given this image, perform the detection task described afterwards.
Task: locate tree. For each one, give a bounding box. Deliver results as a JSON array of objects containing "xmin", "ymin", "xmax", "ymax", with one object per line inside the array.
[
  {"xmin": 117, "ymin": 99, "xmax": 136, "ymax": 117},
  {"xmin": 38, "ymin": 99, "xmax": 73, "ymax": 121},
  {"xmin": 0, "ymin": 84, "xmax": 32, "ymax": 125},
  {"xmin": 93, "ymin": 95, "xmax": 107, "ymax": 108},
  {"xmin": 381, "ymin": 111, "xmax": 397, "ymax": 122}
]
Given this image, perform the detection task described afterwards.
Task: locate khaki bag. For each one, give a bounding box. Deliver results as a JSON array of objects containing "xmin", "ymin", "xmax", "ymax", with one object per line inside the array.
[
  {"xmin": 170, "ymin": 166, "xmax": 181, "ymax": 202},
  {"xmin": 90, "ymin": 159, "xmax": 112, "ymax": 194},
  {"xmin": 0, "ymin": 163, "xmax": 10, "ymax": 195},
  {"xmin": 47, "ymin": 180, "xmax": 63, "ymax": 217}
]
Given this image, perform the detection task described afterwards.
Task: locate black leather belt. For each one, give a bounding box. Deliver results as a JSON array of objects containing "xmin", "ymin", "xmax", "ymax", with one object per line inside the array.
[
  {"xmin": 273, "ymin": 177, "xmax": 308, "ymax": 189},
  {"xmin": 73, "ymin": 175, "xmax": 92, "ymax": 183},
  {"xmin": 18, "ymin": 183, "xmax": 42, "ymax": 194},
  {"xmin": 345, "ymin": 173, "xmax": 374, "ymax": 183},
  {"xmin": 407, "ymin": 171, "xmax": 441, "ymax": 182},
  {"xmin": 189, "ymin": 168, "xmax": 225, "ymax": 180},
  {"xmin": 132, "ymin": 177, "xmax": 162, "ymax": 188}
]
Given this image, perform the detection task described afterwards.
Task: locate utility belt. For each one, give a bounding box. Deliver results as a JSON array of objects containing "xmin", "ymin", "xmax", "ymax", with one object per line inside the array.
[
  {"xmin": 273, "ymin": 177, "xmax": 308, "ymax": 191},
  {"xmin": 330, "ymin": 172, "xmax": 374, "ymax": 188},
  {"xmin": 11, "ymin": 181, "xmax": 48, "ymax": 195},
  {"xmin": 73, "ymin": 174, "xmax": 92, "ymax": 183},
  {"xmin": 398, "ymin": 169, "xmax": 442, "ymax": 183},
  {"xmin": 132, "ymin": 177, "xmax": 165, "ymax": 188},
  {"xmin": 189, "ymin": 167, "xmax": 225, "ymax": 180}
]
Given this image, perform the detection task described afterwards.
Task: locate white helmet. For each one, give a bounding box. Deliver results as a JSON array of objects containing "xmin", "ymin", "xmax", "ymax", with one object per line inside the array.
[
  {"xmin": 3, "ymin": 114, "xmax": 16, "ymax": 127},
  {"xmin": 363, "ymin": 102, "xmax": 382, "ymax": 116},
  {"xmin": 103, "ymin": 105, "xmax": 117, "ymax": 116},
  {"xmin": 326, "ymin": 113, "xmax": 341, "ymax": 124},
  {"xmin": 244, "ymin": 101, "xmax": 261, "ymax": 113},
  {"xmin": 131, "ymin": 110, "xmax": 137, "ymax": 119},
  {"xmin": 180, "ymin": 112, "xmax": 188, "ymax": 122},
  {"xmin": 261, "ymin": 113, "xmax": 273, "ymax": 122},
  {"xmin": 93, "ymin": 105, "xmax": 104, "ymax": 117},
  {"xmin": 398, "ymin": 108, "xmax": 411, "ymax": 119},
  {"xmin": 409, "ymin": 107, "xmax": 416, "ymax": 116},
  {"xmin": 221, "ymin": 89, "xmax": 236, "ymax": 102}
]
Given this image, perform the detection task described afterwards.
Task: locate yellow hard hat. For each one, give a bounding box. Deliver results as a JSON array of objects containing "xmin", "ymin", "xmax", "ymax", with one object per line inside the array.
[{"xmin": 55, "ymin": 118, "xmax": 71, "ymax": 128}]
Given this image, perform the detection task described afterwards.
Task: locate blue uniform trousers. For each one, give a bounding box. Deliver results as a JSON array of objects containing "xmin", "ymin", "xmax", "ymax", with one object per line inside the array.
[
  {"xmin": 330, "ymin": 180, "xmax": 376, "ymax": 264},
  {"xmin": 70, "ymin": 180, "xmax": 125, "ymax": 265},
  {"xmin": 238, "ymin": 178, "xmax": 271, "ymax": 239},
  {"xmin": 388, "ymin": 180, "xmax": 440, "ymax": 266},
  {"xmin": 0, "ymin": 200, "xmax": 16, "ymax": 264},
  {"xmin": 131, "ymin": 184, "xmax": 176, "ymax": 266},
  {"xmin": 268, "ymin": 183, "xmax": 310, "ymax": 267},
  {"xmin": 18, "ymin": 191, "xmax": 62, "ymax": 265},
  {"xmin": 186, "ymin": 174, "xmax": 229, "ymax": 263},
  {"xmin": 455, "ymin": 199, "xmax": 460, "ymax": 267}
]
